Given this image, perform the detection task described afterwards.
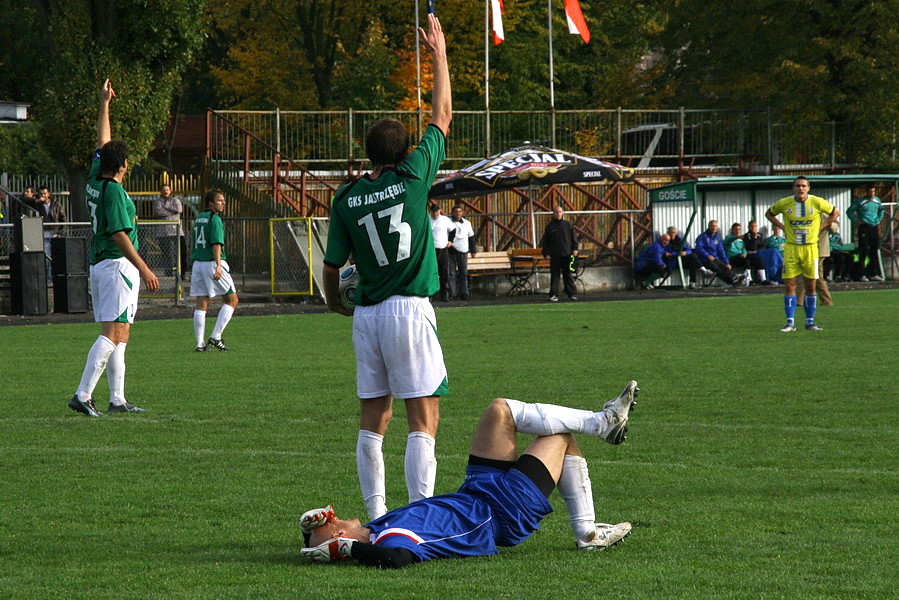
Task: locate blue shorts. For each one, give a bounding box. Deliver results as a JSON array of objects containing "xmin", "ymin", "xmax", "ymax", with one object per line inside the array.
[{"xmin": 458, "ymin": 465, "xmax": 554, "ymax": 547}]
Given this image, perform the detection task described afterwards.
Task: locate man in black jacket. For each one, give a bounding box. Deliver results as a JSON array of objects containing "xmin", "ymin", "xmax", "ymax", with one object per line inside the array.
[{"xmin": 540, "ymin": 205, "xmax": 579, "ymax": 301}]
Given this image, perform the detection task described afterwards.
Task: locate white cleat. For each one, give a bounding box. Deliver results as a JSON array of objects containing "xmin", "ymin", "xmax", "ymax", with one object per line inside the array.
[
  {"xmin": 598, "ymin": 380, "xmax": 639, "ymax": 445},
  {"xmin": 576, "ymin": 522, "xmax": 632, "ymax": 551}
]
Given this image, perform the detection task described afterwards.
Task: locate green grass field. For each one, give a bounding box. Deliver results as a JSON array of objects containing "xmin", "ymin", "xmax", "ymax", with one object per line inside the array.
[{"xmin": 1, "ymin": 289, "xmax": 897, "ymax": 599}]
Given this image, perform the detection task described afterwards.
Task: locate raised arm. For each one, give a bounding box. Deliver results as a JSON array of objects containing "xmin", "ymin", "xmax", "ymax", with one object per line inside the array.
[
  {"xmin": 97, "ymin": 79, "xmax": 115, "ymax": 149},
  {"xmin": 419, "ymin": 13, "xmax": 451, "ymax": 135}
]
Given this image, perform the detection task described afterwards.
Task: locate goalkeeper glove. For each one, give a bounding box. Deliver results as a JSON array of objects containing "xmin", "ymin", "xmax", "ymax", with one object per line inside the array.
[
  {"xmin": 301, "ymin": 537, "xmax": 354, "ymax": 563},
  {"xmin": 299, "ymin": 505, "xmax": 335, "ymax": 534}
]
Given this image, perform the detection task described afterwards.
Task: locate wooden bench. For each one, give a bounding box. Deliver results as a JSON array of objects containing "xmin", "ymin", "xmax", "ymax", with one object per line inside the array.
[{"xmin": 467, "ymin": 251, "xmax": 513, "ymax": 296}]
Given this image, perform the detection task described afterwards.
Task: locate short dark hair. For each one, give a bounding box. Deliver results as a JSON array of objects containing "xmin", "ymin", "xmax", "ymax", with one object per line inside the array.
[
  {"xmin": 365, "ymin": 118, "xmax": 409, "ymax": 167},
  {"xmin": 99, "ymin": 140, "xmax": 129, "ymax": 175},
  {"xmin": 203, "ymin": 189, "xmax": 224, "ymax": 207},
  {"xmin": 794, "ymin": 175, "xmax": 809, "ymax": 184},
  {"xmin": 429, "ymin": 203, "xmax": 440, "ymax": 212}
]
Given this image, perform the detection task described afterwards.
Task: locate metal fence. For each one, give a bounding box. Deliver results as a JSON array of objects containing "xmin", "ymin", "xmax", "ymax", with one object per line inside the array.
[{"xmin": 210, "ymin": 107, "xmax": 855, "ymax": 172}]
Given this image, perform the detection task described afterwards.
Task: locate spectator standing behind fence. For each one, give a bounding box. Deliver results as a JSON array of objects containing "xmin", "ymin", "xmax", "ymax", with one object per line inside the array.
[
  {"xmin": 635, "ymin": 233, "xmax": 671, "ymax": 290},
  {"xmin": 68, "ymin": 79, "xmax": 160, "ymax": 418},
  {"xmin": 826, "ymin": 223, "xmax": 850, "ymax": 281},
  {"xmin": 695, "ymin": 220, "xmax": 744, "ymax": 286},
  {"xmin": 153, "ymin": 183, "xmax": 187, "ymax": 278},
  {"xmin": 429, "ymin": 203, "xmax": 455, "ymax": 302},
  {"xmin": 742, "ymin": 220, "xmax": 773, "ymax": 285},
  {"xmin": 846, "ymin": 185, "xmax": 885, "ymax": 282},
  {"xmin": 20, "ymin": 186, "xmax": 40, "ymax": 216},
  {"xmin": 320, "ymin": 13, "xmax": 451, "ymax": 522},
  {"xmin": 34, "ymin": 186, "xmax": 67, "ymax": 265},
  {"xmin": 541, "ymin": 205, "xmax": 579, "ymax": 302},
  {"xmin": 665, "ymin": 226, "xmax": 700, "ymax": 289},
  {"xmin": 190, "ymin": 189, "xmax": 238, "ymax": 352},
  {"xmin": 765, "ymin": 176, "xmax": 839, "ymax": 332},
  {"xmin": 449, "ymin": 204, "xmax": 475, "ymax": 301}
]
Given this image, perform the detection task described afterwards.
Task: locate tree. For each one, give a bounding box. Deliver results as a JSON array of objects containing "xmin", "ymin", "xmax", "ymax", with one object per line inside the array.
[{"xmin": 3, "ymin": 0, "xmax": 205, "ymax": 219}]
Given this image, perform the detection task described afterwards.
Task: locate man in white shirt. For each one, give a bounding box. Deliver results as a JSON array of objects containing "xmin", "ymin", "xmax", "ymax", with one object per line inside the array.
[
  {"xmin": 449, "ymin": 204, "xmax": 476, "ymax": 300},
  {"xmin": 429, "ymin": 203, "xmax": 455, "ymax": 301}
]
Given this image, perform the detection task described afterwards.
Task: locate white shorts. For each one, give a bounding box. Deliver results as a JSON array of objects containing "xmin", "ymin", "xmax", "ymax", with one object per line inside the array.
[
  {"xmin": 352, "ymin": 296, "xmax": 448, "ymax": 399},
  {"xmin": 90, "ymin": 257, "xmax": 140, "ymax": 324},
  {"xmin": 189, "ymin": 260, "xmax": 236, "ymax": 298}
]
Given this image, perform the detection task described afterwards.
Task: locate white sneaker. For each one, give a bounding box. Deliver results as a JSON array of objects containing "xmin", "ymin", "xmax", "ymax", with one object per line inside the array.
[
  {"xmin": 576, "ymin": 522, "xmax": 632, "ymax": 551},
  {"xmin": 597, "ymin": 381, "xmax": 638, "ymax": 445},
  {"xmin": 860, "ymin": 276, "xmax": 869, "ymax": 282},
  {"xmin": 871, "ymin": 275, "xmax": 884, "ymax": 282}
]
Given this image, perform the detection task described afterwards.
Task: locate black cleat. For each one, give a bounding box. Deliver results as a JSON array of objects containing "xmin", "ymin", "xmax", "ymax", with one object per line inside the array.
[
  {"xmin": 207, "ymin": 337, "xmax": 230, "ymax": 351},
  {"xmin": 195, "ymin": 344, "xmax": 210, "ymax": 352},
  {"xmin": 107, "ymin": 401, "xmax": 147, "ymax": 413},
  {"xmin": 69, "ymin": 395, "xmax": 103, "ymax": 417}
]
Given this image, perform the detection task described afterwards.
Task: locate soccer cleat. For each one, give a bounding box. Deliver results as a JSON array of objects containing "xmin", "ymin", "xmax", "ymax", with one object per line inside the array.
[
  {"xmin": 549, "ymin": 295, "xmax": 559, "ymax": 302},
  {"xmin": 207, "ymin": 337, "xmax": 230, "ymax": 351},
  {"xmin": 780, "ymin": 324, "xmax": 796, "ymax": 332},
  {"xmin": 195, "ymin": 344, "xmax": 209, "ymax": 352},
  {"xmin": 597, "ymin": 380, "xmax": 638, "ymax": 445},
  {"xmin": 805, "ymin": 323, "xmax": 823, "ymax": 331},
  {"xmin": 68, "ymin": 395, "xmax": 103, "ymax": 417},
  {"xmin": 576, "ymin": 522, "xmax": 632, "ymax": 551},
  {"xmin": 107, "ymin": 401, "xmax": 147, "ymax": 413}
]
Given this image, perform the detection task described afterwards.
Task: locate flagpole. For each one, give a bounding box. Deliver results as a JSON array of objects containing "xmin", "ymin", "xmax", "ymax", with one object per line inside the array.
[
  {"xmin": 547, "ymin": 0, "xmax": 556, "ymax": 146},
  {"xmin": 415, "ymin": 0, "xmax": 422, "ymax": 137},
  {"xmin": 485, "ymin": 0, "xmax": 491, "ymax": 156}
]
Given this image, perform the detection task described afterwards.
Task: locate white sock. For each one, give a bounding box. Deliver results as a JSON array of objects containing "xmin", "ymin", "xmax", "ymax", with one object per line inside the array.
[
  {"xmin": 76, "ymin": 336, "xmax": 116, "ymax": 400},
  {"xmin": 193, "ymin": 310, "xmax": 207, "ymax": 346},
  {"xmin": 558, "ymin": 455, "xmax": 596, "ymax": 542},
  {"xmin": 756, "ymin": 269, "xmax": 767, "ymax": 282},
  {"xmin": 107, "ymin": 343, "xmax": 127, "ymax": 406},
  {"xmin": 405, "ymin": 432, "xmax": 436, "ymax": 503},
  {"xmin": 503, "ymin": 398, "xmax": 605, "ymax": 437},
  {"xmin": 357, "ymin": 430, "xmax": 387, "ymax": 520},
  {"xmin": 211, "ymin": 304, "xmax": 235, "ymax": 340}
]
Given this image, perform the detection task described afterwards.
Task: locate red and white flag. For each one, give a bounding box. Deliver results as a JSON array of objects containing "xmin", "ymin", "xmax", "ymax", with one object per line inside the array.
[
  {"xmin": 491, "ymin": 0, "xmax": 505, "ymax": 45},
  {"xmin": 564, "ymin": 0, "xmax": 590, "ymax": 43}
]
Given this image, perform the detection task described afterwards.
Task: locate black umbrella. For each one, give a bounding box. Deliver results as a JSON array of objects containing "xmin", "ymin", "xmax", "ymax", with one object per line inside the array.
[{"xmin": 429, "ymin": 143, "xmax": 635, "ymax": 199}]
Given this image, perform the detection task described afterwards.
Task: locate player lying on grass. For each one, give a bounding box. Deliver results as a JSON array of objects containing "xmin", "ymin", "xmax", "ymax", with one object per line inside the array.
[{"xmin": 300, "ymin": 381, "xmax": 640, "ymax": 568}]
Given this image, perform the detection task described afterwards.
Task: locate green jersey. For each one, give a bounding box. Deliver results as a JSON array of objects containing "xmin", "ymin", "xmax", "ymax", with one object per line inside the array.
[
  {"xmin": 191, "ymin": 210, "xmax": 227, "ymax": 261},
  {"xmin": 85, "ymin": 156, "xmax": 138, "ymax": 265},
  {"xmin": 324, "ymin": 124, "xmax": 446, "ymax": 305}
]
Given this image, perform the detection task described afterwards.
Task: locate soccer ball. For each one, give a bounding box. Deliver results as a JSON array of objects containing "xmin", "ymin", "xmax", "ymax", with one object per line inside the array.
[{"xmin": 338, "ymin": 265, "xmax": 359, "ymax": 311}]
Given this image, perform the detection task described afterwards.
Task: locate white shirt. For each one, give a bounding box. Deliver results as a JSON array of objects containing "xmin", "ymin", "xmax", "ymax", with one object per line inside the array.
[
  {"xmin": 430, "ymin": 214, "xmax": 454, "ymax": 249},
  {"xmin": 451, "ymin": 217, "xmax": 474, "ymax": 253}
]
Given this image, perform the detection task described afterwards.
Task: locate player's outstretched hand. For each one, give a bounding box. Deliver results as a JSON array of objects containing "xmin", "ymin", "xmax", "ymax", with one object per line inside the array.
[
  {"xmin": 141, "ymin": 268, "xmax": 160, "ymax": 292},
  {"xmin": 301, "ymin": 537, "xmax": 354, "ymax": 563},
  {"xmin": 418, "ymin": 12, "xmax": 446, "ymax": 57},
  {"xmin": 100, "ymin": 79, "xmax": 116, "ymax": 103},
  {"xmin": 299, "ymin": 505, "xmax": 335, "ymax": 534}
]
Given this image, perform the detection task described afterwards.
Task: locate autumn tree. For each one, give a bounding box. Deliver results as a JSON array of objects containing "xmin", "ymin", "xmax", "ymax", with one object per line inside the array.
[{"xmin": 2, "ymin": 0, "xmax": 206, "ymax": 219}]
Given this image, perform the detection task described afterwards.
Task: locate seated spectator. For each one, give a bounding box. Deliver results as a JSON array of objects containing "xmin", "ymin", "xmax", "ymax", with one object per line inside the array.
[
  {"xmin": 765, "ymin": 225, "xmax": 785, "ymax": 255},
  {"xmin": 724, "ymin": 222, "xmax": 750, "ymax": 273},
  {"xmin": 741, "ymin": 220, "xmax": 773, "ymax": 285},
  {"xmin": 695, "ymin": 220, "xmax": 745, "ymax": 286},
  {"xmin": 665, "ymin": 226, "xmax": 700, "ymax": 289},
  {"xmin": 825, "ymin": 222, "xmax": 850, "ymax": 282},
  {"xmin": 635, "ymin": 233, "xmax": 671, "ymax": 290}
]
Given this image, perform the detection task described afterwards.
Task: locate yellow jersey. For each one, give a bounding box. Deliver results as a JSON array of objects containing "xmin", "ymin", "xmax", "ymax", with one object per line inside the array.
[{"xmin": 768, "ymin": 195, "xmax": 835, "ymax": 246}]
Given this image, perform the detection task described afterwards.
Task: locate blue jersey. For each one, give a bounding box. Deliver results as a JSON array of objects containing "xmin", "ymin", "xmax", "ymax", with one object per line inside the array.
[{"xmin": 365, "ymin": 466, "xmax": 553, "ymax": 563}]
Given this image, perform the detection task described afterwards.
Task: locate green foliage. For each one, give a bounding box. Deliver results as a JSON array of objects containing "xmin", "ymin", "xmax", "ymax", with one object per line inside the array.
[
  {"xmin": 0, "ymin": 123, "xmax": 57, "ymax": 176},
  {"xmin": 0, "ymin": 290, "xmax": 897, "ymax": 598}
]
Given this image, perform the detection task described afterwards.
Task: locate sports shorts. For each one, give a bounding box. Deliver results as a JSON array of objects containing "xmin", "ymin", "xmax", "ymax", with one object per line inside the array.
[
  {"xmin": 458, "ymin": 463, "xmax": 554, "ymax": 547},
  {"xmin": 783, "ymin": 243, "xmax": 819, "ymax": 279},
  {"xmin": 189, "ymin": 260, "xmax": 236, "ymax": 298},
  {"xmin": 352, "ymin": 295, "xmax": 448, "ymax": 399},
  {"xmin": 90, "ymin": 257, "xmax": 140, "ymax": 324}
]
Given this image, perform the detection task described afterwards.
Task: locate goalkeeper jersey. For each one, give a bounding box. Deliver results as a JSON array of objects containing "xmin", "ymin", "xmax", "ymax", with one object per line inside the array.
[
  {"xmin": 323, "ymin": 124, "xmax": 445, "ymax": 305},
  {"xmin": 768, "ymin": 195, "xmax": 835, "ymax": 246}
]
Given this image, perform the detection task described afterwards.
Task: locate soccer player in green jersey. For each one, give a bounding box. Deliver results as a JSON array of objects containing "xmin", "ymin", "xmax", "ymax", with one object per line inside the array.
[
  {"xmin": 189, "ymin": 189, "xmax": 239, "ymax": 351},
  {"xmin": 321, "ymin": 13, "xmax": 452, "ymax": 521},
  {"xmin": 69, "ymin": 80, "xmax": 160, "ymax": 417},
  {"xmin": 765, "ymin": 176, "xmax": 839, "ymax": 332}
]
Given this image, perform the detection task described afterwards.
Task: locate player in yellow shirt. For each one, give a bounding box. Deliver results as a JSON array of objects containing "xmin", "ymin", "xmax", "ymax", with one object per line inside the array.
[{"xmin": 765, "ymin": 176, "xmax": 839, "ymax": 332}]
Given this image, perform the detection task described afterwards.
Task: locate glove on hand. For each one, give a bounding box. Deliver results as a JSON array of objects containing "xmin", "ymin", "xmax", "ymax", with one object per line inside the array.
[
  {"xmin": 301, "ymin": 537, "xmax": 354, "ymax": 563},
  {"xmin": 299, "ymin": 505, "xmax": 335, "ymax": 534}
]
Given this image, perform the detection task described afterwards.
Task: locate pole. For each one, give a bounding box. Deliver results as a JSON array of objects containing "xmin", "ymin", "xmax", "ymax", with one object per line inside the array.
[
  {"xmin": 547, "ymin": 0, "xmax": 556, "ymax": 146},
  {"xmin": 415, "ymin": 0, "xmax": 422, "ymax": 135},
  {"xmin": 485, "ymin": 0, "xmax": 491, "ymax": 156}
]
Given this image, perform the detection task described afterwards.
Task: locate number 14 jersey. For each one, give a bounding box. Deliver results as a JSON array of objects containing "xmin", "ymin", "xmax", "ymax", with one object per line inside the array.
[{"xmin": 324, "ymin": 125, "xmax": 445, "ymax": 305}]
